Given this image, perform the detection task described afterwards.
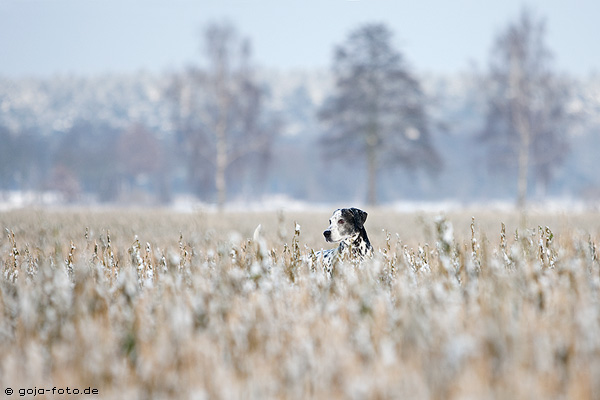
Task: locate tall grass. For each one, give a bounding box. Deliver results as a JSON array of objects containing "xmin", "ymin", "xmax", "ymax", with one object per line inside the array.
[{"xmin": 1, "ymin": 208, "xmax": 600, "ymax": 399}]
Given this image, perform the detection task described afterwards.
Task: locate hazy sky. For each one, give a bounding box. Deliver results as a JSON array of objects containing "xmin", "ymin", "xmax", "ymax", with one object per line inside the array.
[{"xmin": 1, "ymin": 0, "xmax": 598, "ymax": 77}]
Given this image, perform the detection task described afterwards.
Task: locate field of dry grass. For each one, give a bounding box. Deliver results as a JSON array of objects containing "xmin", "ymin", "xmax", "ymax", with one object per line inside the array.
[{"xmin": 1, "ymin": 207, "xmax": 600, "ymax": 399}]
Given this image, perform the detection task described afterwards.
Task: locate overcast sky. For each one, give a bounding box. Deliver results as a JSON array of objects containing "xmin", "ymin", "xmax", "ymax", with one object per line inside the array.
[{"xmin": 1, "ymin": 0, "xmax": 598, "ymax": 78}]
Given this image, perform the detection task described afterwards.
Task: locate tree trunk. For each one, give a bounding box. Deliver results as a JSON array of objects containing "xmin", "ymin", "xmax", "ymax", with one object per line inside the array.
[
  {"xmin": 215, "ymin": 76, "xmax": 229, "ymax": 211},
  {"xmin": 367, "ymin": 145, "xmax": 377, "ymax": 205},
  {"xmin": 516, "ymin": 120, "xmax": 529, "ymax": 210},
  {"xmin": 215, "ymin": 120, "xmax": 227, "ymax": 211},
  {"xmin": 213, "ymin": 32, "xmax": 232, "ymax": 212},
  {"xmin": 510, "ymin": 53, "xmax": 530, "ymax": 211},
  {"xmin": 366, "ymin": 128, "xmax": 378, "ymax": 205}
]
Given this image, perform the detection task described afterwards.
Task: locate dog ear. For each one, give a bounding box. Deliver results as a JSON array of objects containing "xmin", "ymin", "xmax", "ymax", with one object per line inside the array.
[{"xmin": 350, "ymin": 208, "xmax": 367, "ymax": 228}]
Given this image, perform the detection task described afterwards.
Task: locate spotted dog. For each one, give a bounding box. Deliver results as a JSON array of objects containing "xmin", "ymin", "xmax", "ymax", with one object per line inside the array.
[{"xmin": 314, "ymin": 207, "xmax": 372, "ymax": 273}]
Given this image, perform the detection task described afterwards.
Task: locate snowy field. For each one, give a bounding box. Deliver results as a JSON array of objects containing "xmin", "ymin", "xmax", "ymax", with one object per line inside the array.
[{"xmin": 1, "ymin": 206, "xmax": 600, "ymax": 399}]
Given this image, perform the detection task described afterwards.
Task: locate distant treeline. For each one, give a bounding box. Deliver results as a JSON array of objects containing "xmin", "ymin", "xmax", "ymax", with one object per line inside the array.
[{"xmin": 1, "ymin": 16, "xmax": 599, "ymax": 206}]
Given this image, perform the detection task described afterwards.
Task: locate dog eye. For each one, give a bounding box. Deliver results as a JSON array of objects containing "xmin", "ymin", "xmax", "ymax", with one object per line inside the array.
[{"xmin": 338, "ymin": 219, "xmax": 344, "ymax": 224}]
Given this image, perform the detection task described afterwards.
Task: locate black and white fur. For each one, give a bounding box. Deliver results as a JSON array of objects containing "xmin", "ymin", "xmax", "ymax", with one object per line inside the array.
[{"xmin": 315, "ymin": 207, "xmax": 372, "ymax": 273}]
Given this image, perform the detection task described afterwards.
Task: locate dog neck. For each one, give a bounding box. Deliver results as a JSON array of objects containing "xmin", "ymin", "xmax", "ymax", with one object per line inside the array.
[{"xmin": 338, "ymin": 228, "xmax": 372, "ymax": 258}]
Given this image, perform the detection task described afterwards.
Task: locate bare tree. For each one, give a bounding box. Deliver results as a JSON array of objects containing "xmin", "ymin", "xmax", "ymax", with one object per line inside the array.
[
  {"xmin": 55, "ymin": 120, "xmax": 121, "ymax": 202},
  {"xmin": 116, "ymin": 123, "xmax": 171, "ymax": 203},
  {"xmin": 319, "ymin": 23, "xmax": 440, "ymax": 205},
  {"xmin": 481, "ymin": 9, "xmax": 573, "ymax": 208},
  {"xmin": 167, "ymin": 22, "xmax": 275, "ymax": 209}
]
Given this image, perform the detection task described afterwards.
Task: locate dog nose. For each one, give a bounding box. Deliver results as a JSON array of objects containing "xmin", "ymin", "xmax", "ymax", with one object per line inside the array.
[{"xmin": 323, "ymin": 230, "xmax": 331, "ymax": 239}]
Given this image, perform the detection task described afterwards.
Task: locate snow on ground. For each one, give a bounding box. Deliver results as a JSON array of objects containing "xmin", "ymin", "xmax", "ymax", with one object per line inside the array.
[{"xmin": 0, "ymin": 191, "xmax": 597, "ymax": 214}]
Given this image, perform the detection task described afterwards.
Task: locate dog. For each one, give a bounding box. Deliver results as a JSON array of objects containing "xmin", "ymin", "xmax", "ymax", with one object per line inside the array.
[{"xmin": 314, "ymin": 207, "xmax": 372, "ymax": 273}]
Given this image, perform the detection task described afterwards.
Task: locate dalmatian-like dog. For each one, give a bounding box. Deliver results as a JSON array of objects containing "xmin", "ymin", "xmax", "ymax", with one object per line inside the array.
[{"xmin": 314, "ymin": 207, "xmax": 372, "ymax": 273}]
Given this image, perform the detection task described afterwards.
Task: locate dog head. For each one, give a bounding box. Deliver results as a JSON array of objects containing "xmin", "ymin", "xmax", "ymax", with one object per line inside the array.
[{"xmin": 323, "ymin": 207, "xmax": 368, "ymax": 243}]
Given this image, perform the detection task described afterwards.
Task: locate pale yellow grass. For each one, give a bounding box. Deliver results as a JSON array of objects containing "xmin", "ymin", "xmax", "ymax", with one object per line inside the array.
[{"xmin": 1, "ymin": 207, "xmax": 600, "ymax": 399}]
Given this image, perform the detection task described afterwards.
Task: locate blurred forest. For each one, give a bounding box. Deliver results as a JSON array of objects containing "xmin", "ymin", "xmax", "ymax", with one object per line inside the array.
[{"xmin": 1, "ymin": 13, "xmax": 599, "ymax": 208}]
